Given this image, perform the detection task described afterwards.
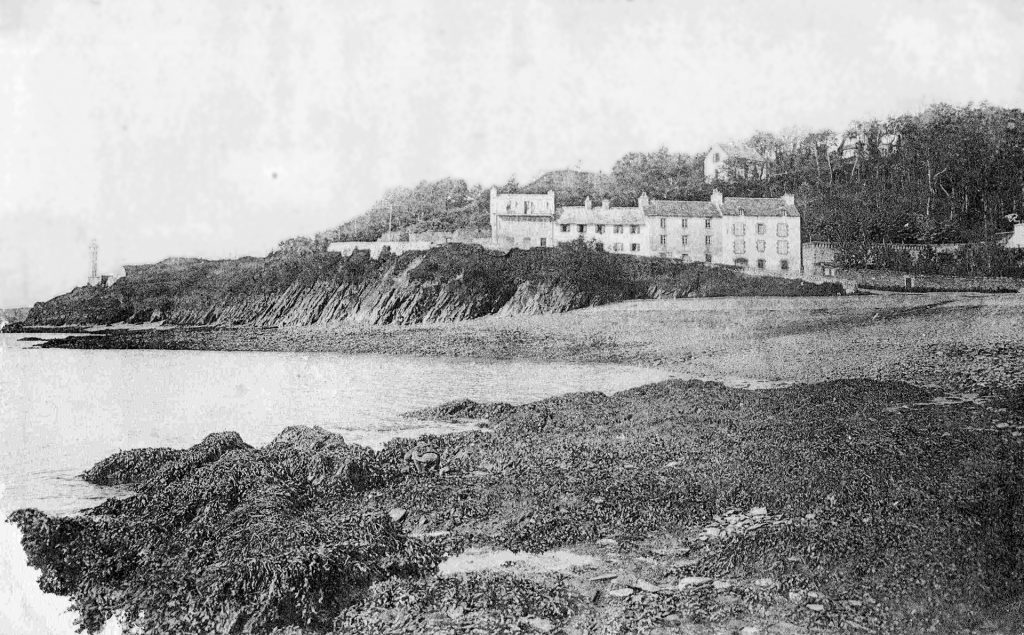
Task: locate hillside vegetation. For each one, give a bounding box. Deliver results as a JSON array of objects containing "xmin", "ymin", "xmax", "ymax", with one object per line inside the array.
[
  {"xmin": 21, "ymin": 243, "xmax": 840, "ymax": 328},
  {"xmin": 310, "ymin": 103, "xmax": 1024, "ymax": 249}
]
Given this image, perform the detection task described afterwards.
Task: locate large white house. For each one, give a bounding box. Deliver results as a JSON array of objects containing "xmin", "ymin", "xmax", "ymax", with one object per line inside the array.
[{"xmin": 490, "ymin": 187, "xmax": 801, "ymax": 273}]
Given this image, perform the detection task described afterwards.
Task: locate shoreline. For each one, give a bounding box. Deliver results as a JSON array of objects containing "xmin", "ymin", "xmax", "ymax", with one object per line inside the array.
[{"xmin": 10, "ymin": 377, "xmax": 1024, "ymax": 633}]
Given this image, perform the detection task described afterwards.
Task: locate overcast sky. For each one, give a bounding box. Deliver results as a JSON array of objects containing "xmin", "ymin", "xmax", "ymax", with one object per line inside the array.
[{"xmin": 1, "ymin": 0, "xmax": 1022, "ymax": 307}]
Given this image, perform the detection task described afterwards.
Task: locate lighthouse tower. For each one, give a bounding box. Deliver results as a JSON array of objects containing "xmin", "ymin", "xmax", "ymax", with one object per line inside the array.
[{"xmin": 88, "ymin": 239, "xmax": 101, "ymax": 286}]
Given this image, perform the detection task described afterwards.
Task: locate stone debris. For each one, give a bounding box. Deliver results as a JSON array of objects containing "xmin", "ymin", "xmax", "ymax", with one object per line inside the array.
[
  {"xmin": 388, "ymin": 507, "xmax": 408, "ymax": 523},
  {"xmin": 522, "ymin": 616, "xmax": 555, "ymax": 632},
  {"xmin": 589, "ymin": 573, "xmax": 618, "ymax": 582},
  {"xmin": 713, "ymin": 580, "xmax": 733, "ymax": 591},
  {"xmin": 631, "ymin": 578, "xmax": 662, "ymax": 593},
  {"xmin": 595, "ymin": 537, "xmax": 618, "ymax": 547},
  {"xmin": 678, "ymin": 576, "xmax": 713, "ymax": 588},
  {"xmin": 699, "ymin": 506, "xmax": 796, "ymax": 540},
  {"xmin": 806, "ymin": 603, "xmax": 826, "ymax": 612},
  {"xmin": 608, "ymin": 587, "xmax": 634, "ymax": 598}
]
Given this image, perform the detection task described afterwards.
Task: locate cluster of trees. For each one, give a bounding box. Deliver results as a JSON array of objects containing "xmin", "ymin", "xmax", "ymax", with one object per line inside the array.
[{"xmin": 308, "ymin": 102, "xmax": 1024, "ymax": 254}]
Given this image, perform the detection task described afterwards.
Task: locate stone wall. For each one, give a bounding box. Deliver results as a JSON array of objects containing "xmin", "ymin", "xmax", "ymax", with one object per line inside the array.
[{"xmin": 822, "ymin": 267, "xmax": 1024, "ymax": 293}]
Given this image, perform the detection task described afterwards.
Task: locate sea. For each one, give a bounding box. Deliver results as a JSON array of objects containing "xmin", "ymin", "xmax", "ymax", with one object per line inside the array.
[{"xmin": 0, "ymin": 332, "xmax": 673, "ymax": 634}]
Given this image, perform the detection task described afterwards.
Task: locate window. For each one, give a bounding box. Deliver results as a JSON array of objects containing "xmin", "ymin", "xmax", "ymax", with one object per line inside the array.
[
  {"xmin": 733, "ymin": 222, "xmax": 745, "ymax": 236},
  {"xmin": 659, "ymin": 218, "xmax": 667, "ymax": 229},
  {"xmin": 705, "ymin": 219, "xmax": 712, "ymax": 229},
  {"xmin": 681, "ymin": 235, "xmax": 689, "ymax": 245},
  {"xmin": 680, "ymin": 254, "xmax": 690, "ymax": 263},
  {"xmin": 780, "ymin": 260, "xmax": 790, "ymax": 271},
  {"xmin": 756, "ymin": 259, "xmax": 765, "ymax": 269},
  {"xmin": 613, "ymin": 225, "xmax": 623, "ymax": 234},
  {"xmin": 560, "ymin": 224, "xmax": 570, "ymax": 233},
  {"xmin": 596, "ymin": 225, "xmax": 605, "ymax": 234},
  {"xmin": 733, "ymin": 239, "xmax": 745, "ymax": 254},
  {"xmin": 714, "ymin": 152, "xmax": 720, "ymax": 162},
  {"xmin": 681, "ymin": 218, "xmax": 688, "ymax": 228},
  {"xmin": 577, "ymin": 224, "xmax": 585, "ymax": 232},
  {"xmin": 630, "ymin": 243, "xmax": 640, "ymax": 252},
  {"xmin": 705, "ymin": 236, "xmax": 712, "ymax": 245},
  {"xmin": 777, "ymin": 223, "xmax": 788, "ymax": 237},
  {"xmin": 777, "ymin": 240, "xmax": 789, "ymax": 255},
  {"xmin": 705, "ymin": 253, "xmax": 712, "ymax": 263},
  {"xmin": 734, "ymin": 257, "xmax": 748, "ymax": 267},
  {"xmin": 540, "ymin": 238, "xmax": 547, "ymax": 247},
  {"xmin": 630, "ymin": 225, "xmax": 640, "ymax": 234},
  {"xmin": 757, "ymin": 223, "xmax": 766, "ymax": 235},
  {"xmin": 613, "ymin": 242, "xmax": 623, "ymax": 252},
  {"xmin": 659, "ymin": 235, "xmax": 667, "ymax": 247},
  {"xmin": 756, "ymin": 240, "xmax": 766, "ymax": 253},
  {"xmin": 522, "ymin": 237, "xmax": 531, "ymax": 248}
]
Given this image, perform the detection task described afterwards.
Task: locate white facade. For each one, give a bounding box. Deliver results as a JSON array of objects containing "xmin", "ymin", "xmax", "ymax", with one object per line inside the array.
[
  {"xmin": 489, "ymin": 188, "xmax": 557, "ymax": 249},
  {"xmin": 488, "ymin": 189, "xmax": 801, "ymax": 273}
]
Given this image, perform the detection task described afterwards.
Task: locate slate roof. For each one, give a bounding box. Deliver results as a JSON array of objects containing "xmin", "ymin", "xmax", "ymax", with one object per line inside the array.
[
  {"xmin": 720, "ymin": 197, "xmax": 800, "ymax": 217},
  {"xmin": 644, "ymin": 200, "xmax": 719, "ymax": 218},
  {"xmin": 716, "ymin": 143, "xmax": 767, "ymax": 163},
  {"xmin": 556, "ymin": 206, "xmax": 646, "ymax": 225}
]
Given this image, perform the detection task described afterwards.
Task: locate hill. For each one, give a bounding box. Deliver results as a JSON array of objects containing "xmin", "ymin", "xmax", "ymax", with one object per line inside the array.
[{"xmin": 20, "ymin": 243, "xmax": 840, "ymax": 329}]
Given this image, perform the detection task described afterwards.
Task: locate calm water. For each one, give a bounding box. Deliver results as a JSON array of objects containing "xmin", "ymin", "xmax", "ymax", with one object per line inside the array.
[{"xmin": 0, "ymin": 333, "xmax": 673, "ymax": 516}]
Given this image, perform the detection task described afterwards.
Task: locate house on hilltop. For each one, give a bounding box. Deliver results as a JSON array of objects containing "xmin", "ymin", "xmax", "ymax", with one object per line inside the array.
[{"xmin": 704, "ymin": 143, "xmax": 770, "ymax": 183}]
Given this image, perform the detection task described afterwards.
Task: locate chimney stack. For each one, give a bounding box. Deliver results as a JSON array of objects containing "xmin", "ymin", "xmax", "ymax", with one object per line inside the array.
[
  {"xmin": 781, "ymin": 193, "xmax": 795, "ymax": 206},
  {"xmin": 710, "ymin": 189, "xmax": 724, "ymax": 206},
  {"xmin": 638, "ymin": 192, "xmax": 650, "ymax": 209},
  {"xmin": 584, "ymin": 196, "xmax": 592, "ymax": 210},
  {"xmin": 601, "ymin": 198, "xmax": 610, "ymax": 210}
]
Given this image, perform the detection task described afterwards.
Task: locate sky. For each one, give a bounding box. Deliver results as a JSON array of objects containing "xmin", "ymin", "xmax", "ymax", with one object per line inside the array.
[{"xmin": 1, "ymin": 0, "xmax": 1022, "ymax": 307}]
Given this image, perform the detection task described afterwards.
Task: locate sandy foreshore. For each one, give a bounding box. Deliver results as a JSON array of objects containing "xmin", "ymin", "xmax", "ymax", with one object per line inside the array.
[{"xmin": 39, "ymin": 293, "xmax": 1024, "ymax": 398}]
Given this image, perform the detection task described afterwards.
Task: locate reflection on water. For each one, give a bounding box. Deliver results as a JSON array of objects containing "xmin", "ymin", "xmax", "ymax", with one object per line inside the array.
[{"xmin": 0, "ymin": 333, "xmax": 672, "ymax": 515}]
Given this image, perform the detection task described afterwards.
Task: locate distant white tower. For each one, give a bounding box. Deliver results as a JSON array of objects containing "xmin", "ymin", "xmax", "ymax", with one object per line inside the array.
[{"xmin": 88, "ymin": 239, "xmax": 101, "ymax": 286}]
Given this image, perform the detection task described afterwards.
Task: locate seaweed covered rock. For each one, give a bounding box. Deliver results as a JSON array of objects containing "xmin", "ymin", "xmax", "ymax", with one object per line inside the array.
[
  {"xmin": 81, "ymin": 431, "xmax": 251, "ymax": 487},
  {"xmin": 81, "ymin": 447, "xmax": 180, "ymax": 486},
  {"xmin": 13, "ymin": 426, "xmax": 430, "ymax": 634},
  {"xmin": 403, "ymin": 398, "xmax": 516, "ymax": 423}
]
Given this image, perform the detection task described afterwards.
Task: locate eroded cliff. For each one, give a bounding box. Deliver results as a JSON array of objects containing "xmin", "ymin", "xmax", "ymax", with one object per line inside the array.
[{"xmin": 24, "ymin": 243, "xmax": 841, "ymax": 327}]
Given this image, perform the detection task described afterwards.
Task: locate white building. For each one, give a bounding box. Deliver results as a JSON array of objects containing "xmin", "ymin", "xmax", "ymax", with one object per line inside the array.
[
  {"xmin": 490, "ymin": 188, "xmax": 802, "ymax": 274},
  {"xmin": 704, "ymin": 143, "xmax": 770, "ymax": 183}
]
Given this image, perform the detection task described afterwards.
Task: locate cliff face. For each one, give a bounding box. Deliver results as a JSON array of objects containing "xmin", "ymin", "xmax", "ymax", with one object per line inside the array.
[{"xmin": 24, "ymin": 243, "xmax": 841, "ymax": 328}]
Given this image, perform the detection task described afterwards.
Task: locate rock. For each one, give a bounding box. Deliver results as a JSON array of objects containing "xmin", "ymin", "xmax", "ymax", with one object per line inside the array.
[
  {"xmin": 596, "ymin": 538, "xmax": 618, "ymax": 547},
  {"xmin": 806, "ymin": 603, "xmax": 826, "ymax": 612},
  {"xmin": 447, "ymin": 605, "xmax": 465, "ymax": 619},
  {"xmin": 713, "ymin": 580, "xmax": 733, "ymax": 591},
  {"xmin": 632, "ymin": 578, "xmax": 661, "ymax": 593},
  {"xmin": 678, "ymin": 576, "xmax": 713, "ymax": 588},
  {"xmin": 674, "ymin": 557, "xmax": 700, "ymax": 568},
  {"xmin": 996, "ymin": 423, "xmax": 1010, "ymax": 429},
  {"xmin": 749, "ymin": 506, "xmax": 768, "ymax": 516},
  {"xmin": 788, "ymin": 591, "xmax": 805, "ymax": 604},
  {"xmin": 740, "ymin": 627, "xmax": 763, "ymax": 635},
  {"xmin": 589, "ymin": 573, "xmax": 618, "ymax": 582},
  {"xmin": 608, "ymin": 587, "xmax": 633, "ymax": 598},
  {"xmin": 768, "ymin": 622, "xmax": 807, "ymax": 635},
  {"xmin": 522, "ymin": 616, "xmax": 554, "ymax": 632},
  {"xmin": 754, "ymin": 577, "xmax": 777, "ymax": 588},
  {"xmin": 846, "ymin": 600, "xmax": 863, "ymax": 607},
  {"xmin": 388, "ymin": 508, "xmax": 408, "ymax": 523}
]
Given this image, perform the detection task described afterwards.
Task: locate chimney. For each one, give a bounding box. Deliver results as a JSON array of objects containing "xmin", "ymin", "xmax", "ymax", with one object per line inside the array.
[
  {"xmin": 781, "ymin": 193, "xmax": 795, "ymax": 206},
  {"xmin": 584, "ymin": 196, "xmax": 592, "ymax": 210},
  {"xmin": 638, "ymin": 192, "xmax": 649, "ymax": 209},
  {"xmin": 490, "ymin": 186, "xmax": 497, "ymax": 200},
  {"xmin": 601, "ymin": 198, "xmax": 610, "ymax": 210},
  {"xmin": 711, "ymin": 189, "xmax": 724, "ymax": 206}
]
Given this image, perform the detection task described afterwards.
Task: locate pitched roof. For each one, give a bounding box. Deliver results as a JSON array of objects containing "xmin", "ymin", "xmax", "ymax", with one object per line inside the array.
[
  {"xmin": 720, "ymin": 197, "xmax": 800, "ymax": 217},
  {"xmin": 556, "ymin": 206, "xmax": 646, "ymax": 225},
  {"xmin": 644, "ymin": 200, "xmax": 719, "ymax": 218},
  {"xmin": 715, "ymin": 143, "xmax": 767, "ymax": 163}
]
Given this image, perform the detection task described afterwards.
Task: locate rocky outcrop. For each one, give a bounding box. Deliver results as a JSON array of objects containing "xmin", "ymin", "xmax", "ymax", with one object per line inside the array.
[{"xmin": 24, "ymin": 243, "xmax": 843, "ymax": 328}]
